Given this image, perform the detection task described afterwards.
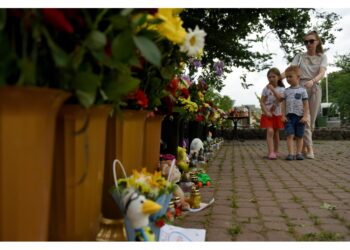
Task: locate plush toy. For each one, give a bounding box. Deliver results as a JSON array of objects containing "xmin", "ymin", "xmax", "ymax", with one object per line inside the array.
[
  {"xmin": 122, "ymin": 188, "xmax": 161, "ymax": 241},
  {"xmin": 177, "ymin": 146, "xmax": 189, "ymax": 172},
  {"xmin": 160, "ymin": 160, "xmax": 190, "ymax": 211},
  {"xmin": 190, "ymin": 138, "xmax": 204, "ymax": 159}
]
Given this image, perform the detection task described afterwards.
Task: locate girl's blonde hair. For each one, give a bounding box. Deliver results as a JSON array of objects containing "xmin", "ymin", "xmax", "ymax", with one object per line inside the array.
[{"xmin": 305, "ymin": 30, "xmax": 324, "ymax": 54}]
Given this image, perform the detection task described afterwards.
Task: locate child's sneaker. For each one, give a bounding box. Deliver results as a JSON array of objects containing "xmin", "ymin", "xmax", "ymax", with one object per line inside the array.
[
  {"xmin": 285, "ymin": 154, "xmax": 294, "ymax": 161},
  {"xmin": 296, "ymin": 153, "xmax": 304, "ymax": 160},
  {"xmin": 268, "ymin": 152, "xmax": 277, "ymax": 160}
]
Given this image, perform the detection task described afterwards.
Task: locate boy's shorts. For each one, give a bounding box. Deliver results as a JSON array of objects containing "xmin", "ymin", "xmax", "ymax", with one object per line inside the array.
[
  {"xmin": 284, "ymin": 114, "xmax": 305, "ymax": 138},
  {"xmin": 260, "ymin": 115, "xmax": 284, "ymax": 129}
]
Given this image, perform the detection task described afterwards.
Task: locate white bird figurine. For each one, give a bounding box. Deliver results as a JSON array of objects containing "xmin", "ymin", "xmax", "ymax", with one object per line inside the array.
[{"xmin": 122, "ymin": 188, "xmax": 162, "ymax": 241}]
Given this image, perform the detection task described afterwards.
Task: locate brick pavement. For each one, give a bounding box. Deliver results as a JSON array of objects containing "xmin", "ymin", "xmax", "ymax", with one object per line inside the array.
[{"xmin": 174, "ymin": 140, "xmax": 350, "ymax": 241}]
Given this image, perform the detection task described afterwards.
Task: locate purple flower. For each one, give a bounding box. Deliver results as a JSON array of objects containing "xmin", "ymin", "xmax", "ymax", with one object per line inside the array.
[
  {"xmin": 214, "ymin": 60, "xmax": 225, "ymax": 76},
  {"xmin": 181, "ymin": 75, "xmax": 192, "ymax": 87},
  {"xmin": 198, "ymin": 77, "xmax": 206, "ymax": 87},
  {"xmin": 160, "ymin": 154, "xmax": 176, "ymax": 160},
  {"xmin": 192, "ymin": 59, "xmax": 202, "ymax": 70}
]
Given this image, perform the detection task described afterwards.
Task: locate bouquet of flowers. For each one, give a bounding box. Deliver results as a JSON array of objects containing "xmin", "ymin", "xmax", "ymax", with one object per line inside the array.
[{"xmin": 111, "ymin": 159, "xmax": 175, "ymax": 241}]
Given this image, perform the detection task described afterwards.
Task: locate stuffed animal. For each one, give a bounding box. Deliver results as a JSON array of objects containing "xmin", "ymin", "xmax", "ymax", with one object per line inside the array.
[
  {"xmin": 177, "ymin": 146, "xmax": 189, "ymax": 172},
  {"xmin": 190, "ymin": 138, "xmax": 205, "ymax": 162},
  {"xmin": 190, "ymin": 138, "xmax": 204, "ymax": 158},
  {"xmin": 122, "ymin": 188, "xmax": 161, "ymax": 241},
  {"xmin": 159, "ymin": 160, "xmax": 190, "ymax": 211}
]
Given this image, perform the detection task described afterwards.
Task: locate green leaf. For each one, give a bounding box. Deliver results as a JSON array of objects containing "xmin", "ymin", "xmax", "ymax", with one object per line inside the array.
[
  {"xmin": 72, "ymin": 72, "xmax": 100, "ymax": 108},
  {"xmin": 110, "ymin": 15, "xmax": 129, "ymax": 30},
  {"xmin": 71, "ymin": 47, "xmax": 86, "ymax": 70},
  {"xmin": 147, "ymin": 18, "xmax": 164, "ymax": 25},
  {"xmin": 18, "ymin": 58, "xmax": 36, "ymax": 86},
  {"xmin": 133, "ymin": 35, "xmax": 161, "ymax": 67},
  {"xmin": 0, "ymin": 9, "xmax": 7, "ymax": 30},
  {"xmin": 50, "ymin": 45, "xmax": 70, "ymax": 68},
  {"xmin": 121, "ymin": 9, "xmax": 133, "ymax": 16},
  {"xmin": 132, "ymin": 13, "xmax": 148, "ymax": 28},
  {"xmin": 104, "ymin": 72, "xmax": 140, "ymax": 102},
  {"xmin": 76, "ymin": 89, "xmax": 96, "ymax": 109},
  {"xmin": 112, "ymin": 31, "xmax": 136, "ymax": 63}
]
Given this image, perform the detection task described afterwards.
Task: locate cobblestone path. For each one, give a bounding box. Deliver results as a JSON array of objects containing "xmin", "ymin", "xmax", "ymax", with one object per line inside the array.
[{"xmin": 175, "ymin": 140, "xmax": 350, "ymax": 241}]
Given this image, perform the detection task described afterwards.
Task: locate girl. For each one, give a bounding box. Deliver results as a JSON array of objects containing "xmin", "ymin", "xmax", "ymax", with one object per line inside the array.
[{"xmin": 260, "ymin": 67, "xmax": 285, "ymax": 159}]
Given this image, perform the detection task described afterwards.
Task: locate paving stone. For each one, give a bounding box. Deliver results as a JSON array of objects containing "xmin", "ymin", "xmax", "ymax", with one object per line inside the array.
[
  {"xmin": 265, "ymin": 231, "xmax": 295, "ymax": 241},
  {"xmin": 236, "ymin": 207, "xmax": 259, "ymax": 217},
  {"xmin": 294, "ymin": 226, "xmax": 321, "ymax": 235},
  {"xmin": 319, "ymin": 224, "xmax": 350, "ymax": 234},
  {"xmin": 284, "ymin": 208, "xmax": 310, "ymax": 219},
  {"xmin": 235, "ymin": 232, "xmax": 265, "ymax": 241},
  {"xmin": 259, "ymin": 206, "xmax": 283, "ymax": 216},
  {"xmin": 212, "ymin": 205, "xmax": 233, "ymax": 215},
  {"xmin": 242, "ymin": 223, "xmax": 264, "ymax": 232},
  {"xmin": 307, "ymin": 207, "xmax": 333, "ymax": 217},
  {"xmin": 206, "ymin": 228, "xmax": 232, "ymax": 241},
  {"xmin": 264, "ymin": 221, "xmax": 289, "ymax": 231}
]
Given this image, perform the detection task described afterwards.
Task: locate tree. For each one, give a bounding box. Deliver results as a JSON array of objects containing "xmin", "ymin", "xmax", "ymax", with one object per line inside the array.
[
  {"xmin": 180, "ymin": 9, "xmax": 341, "ymax": 90},
  {"xmin": 321, "ymin": 53, "xmax": 350, "ymax": 123}
]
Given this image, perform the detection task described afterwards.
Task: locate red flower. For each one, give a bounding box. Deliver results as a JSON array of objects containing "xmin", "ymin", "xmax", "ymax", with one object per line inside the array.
[
  {"xmin": 195, "ymin": 114, "xmax": 205, "ymax": 122},
  {"xmin": 41, "ymin": 9, "xmax": 74, "ymax": 33},
  {"xmin": 134, "ymin": 89, "xmax": 148, "ymax": 108},
  {"xmin": 167, "ymin": 78, "xmax": 179, "ymax": 96},
  {"xmin": 180, "ymin": 88, "xmax": 189, "ymax": 99},
  {"xmin": 155, "ymin": 218, "xmax": 165, "ymax": 228}
]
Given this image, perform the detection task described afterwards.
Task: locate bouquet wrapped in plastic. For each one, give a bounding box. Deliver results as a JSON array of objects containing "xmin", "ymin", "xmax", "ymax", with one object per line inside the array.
[{"xmin": 111, "ymin": 159, "xmax": 175, "ymax": 241}]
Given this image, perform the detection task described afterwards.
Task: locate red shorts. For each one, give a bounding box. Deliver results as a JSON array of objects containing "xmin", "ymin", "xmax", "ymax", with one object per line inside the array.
[{"xmin": 260, "ymin": 115, "xmax": 284, "ymax": 129}]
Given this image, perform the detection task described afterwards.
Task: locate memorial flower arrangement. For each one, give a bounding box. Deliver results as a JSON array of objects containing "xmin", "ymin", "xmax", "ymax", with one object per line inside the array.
[{"xmin": 116, "ymin": 168, "xmax": 174, "ymax": 201}]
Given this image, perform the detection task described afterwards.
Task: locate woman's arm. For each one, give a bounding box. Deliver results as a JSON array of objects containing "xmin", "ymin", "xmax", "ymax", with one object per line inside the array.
[{"xmin": 304, "ymin": 67, "xmax": 327, "ymax": 89}]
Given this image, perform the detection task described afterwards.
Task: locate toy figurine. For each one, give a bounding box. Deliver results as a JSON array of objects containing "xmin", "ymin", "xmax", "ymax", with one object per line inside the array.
[
  {"xmin": 122, "ymin": 188, "xmax": 162, "ymax": 241},
  {"xmin": 177, "ymin": 146, "xmax": 189, "ymax": 172},
  {"xmin": 196, "ymin": 172, "xmax": 212, "ymax": 187}
]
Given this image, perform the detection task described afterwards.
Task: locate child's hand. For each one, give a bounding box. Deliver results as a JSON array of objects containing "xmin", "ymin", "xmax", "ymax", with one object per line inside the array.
[
  {"xmin": 281, "ymin": 115, "xmax": 287, "ymax": 123},
  {"xmin": 267, "ymin": 84, "xmax": 274, "ymax": 90},
  {"xmin": 265, "ymin": 111, "xmax": 272, "ymax": 117},
  {"xmin": 299, "ymin": 116, "xmax": 308, "ymax": 124}
]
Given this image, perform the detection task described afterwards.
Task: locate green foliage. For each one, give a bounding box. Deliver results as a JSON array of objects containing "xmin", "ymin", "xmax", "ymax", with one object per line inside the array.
[
  {"xmin": 181, "ymin": 9, "xmax": 341, "ymax": 88},
  {"xmin": 298, "ymin": 232, "xmax": 344, "ymax": 241},
  {"xmin": 321, "ymin": 53, "xmax": 350, "ymax": 123}
]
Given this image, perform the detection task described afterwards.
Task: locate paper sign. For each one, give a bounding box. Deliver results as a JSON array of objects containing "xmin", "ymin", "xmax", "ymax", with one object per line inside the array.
[{"xmin": 159, "ymin": 224, "xmax": 206, "ymax": 241}]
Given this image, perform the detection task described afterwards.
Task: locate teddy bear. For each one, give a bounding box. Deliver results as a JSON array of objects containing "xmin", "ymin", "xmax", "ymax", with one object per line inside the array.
[{"xmin": 159, "ymin": 160, "xmax": 190, "ymax": 211}]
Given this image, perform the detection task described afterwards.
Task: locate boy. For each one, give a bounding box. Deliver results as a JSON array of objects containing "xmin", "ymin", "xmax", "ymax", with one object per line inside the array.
[{"xmin": 281, "ymin": 66, "xmax": 309, "ymax": 160}]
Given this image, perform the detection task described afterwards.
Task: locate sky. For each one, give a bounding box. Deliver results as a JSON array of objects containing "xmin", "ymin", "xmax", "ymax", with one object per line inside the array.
[{"xmin": 220, "ymin": 8, "xmax": 350, "ymax": 108}]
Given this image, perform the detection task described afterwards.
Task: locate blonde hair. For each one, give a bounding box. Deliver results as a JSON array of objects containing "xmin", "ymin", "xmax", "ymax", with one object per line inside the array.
[
  {"xmin": 305, "ymin": 30, "xmax": 324, "ymax": 54},
  {"xmin": 285, "ymin": 65, "xmax": 301, "ymax": 76}
]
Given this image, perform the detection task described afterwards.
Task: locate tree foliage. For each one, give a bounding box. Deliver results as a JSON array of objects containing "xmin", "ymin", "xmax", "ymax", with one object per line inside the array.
[
  {"xmin": 321, "ymin": 53, "xmax": 350, "ymax": 123},
  {"xmin": 181, "ymin": 8, "xmax": 341, "ymax": 90}
]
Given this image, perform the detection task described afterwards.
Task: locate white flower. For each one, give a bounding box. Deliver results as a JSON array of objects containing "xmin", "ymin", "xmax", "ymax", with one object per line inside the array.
[{"xmin": 180, "ymin": 26, "xmax": 206, "ymax": 57}]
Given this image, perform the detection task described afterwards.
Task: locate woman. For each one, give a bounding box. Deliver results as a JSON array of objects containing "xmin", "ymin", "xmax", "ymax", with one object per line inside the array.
[{"xmin": 283, "ymin": 30, "xmax": 327, "ymax": 159}]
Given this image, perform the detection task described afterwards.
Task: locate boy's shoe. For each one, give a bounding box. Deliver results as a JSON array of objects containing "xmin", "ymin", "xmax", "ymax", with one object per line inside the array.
[
  {"xmin": 306, "ymin": 152, "xmax": 315, "ymax": 159},
  {"xmin": 296, "ymin": 153, "xmax": 304, "ymax": 160},
  {"xmin": 268, "ymin": 152, "xmax": 277, "ymax": 160},
  {"xmin": 286, "ymin": 154, "xmax": 294, "ymax": 161}
]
